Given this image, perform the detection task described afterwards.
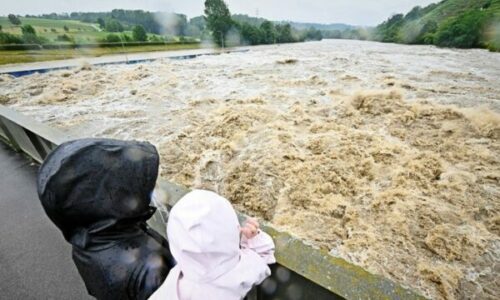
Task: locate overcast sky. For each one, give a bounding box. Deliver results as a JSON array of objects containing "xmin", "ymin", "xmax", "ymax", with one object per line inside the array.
[{"xmin": 1, "ymin": 0, "xmax": 439, "ymax": 26}]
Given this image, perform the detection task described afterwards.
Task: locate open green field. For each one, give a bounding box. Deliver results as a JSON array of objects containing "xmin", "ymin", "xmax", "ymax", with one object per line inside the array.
[
  {"xmin": 0, "ymin": 17, "xmax": 105, "ymax": 43},
  {"xmin": 0, "ymin": 17, "xmax": 167, "ymax": 44},
  {"xmin": 0, "ymin": 17, "xmax": 201, "ymax": 65},
  {"xmin": 0, "ymin": 43, "xmax": 202, "ymax": 65}
]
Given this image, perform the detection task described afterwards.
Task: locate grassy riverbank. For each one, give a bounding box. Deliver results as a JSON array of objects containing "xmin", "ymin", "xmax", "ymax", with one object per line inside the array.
[{"xmin": 0, "ymin": 43, "xmax": 202, "ymax": 65}]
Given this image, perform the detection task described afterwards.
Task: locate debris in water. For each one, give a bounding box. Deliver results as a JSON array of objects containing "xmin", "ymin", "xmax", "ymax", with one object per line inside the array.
[
  {"xmin": 2, "ymin": 40, "xmax": 499, "ymax": 300},
  {"xmin": 277, "ymin": 58, "xmax": 298, "ymax": 64}
]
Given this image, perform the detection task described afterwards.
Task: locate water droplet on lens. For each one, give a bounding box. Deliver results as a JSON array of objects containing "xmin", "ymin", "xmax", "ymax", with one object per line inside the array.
[
  {"xmin": 276, "ymin": 266, "xmax": 291, "ymax": 282},
  {"xmin": 261, "ymin": 278, "xmax": 278, "ymax": 295}
]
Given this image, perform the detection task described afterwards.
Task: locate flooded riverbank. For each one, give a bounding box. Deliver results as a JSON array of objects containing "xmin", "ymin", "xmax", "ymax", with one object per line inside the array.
[{"xmin": 1, "ymin": 40, "xmax": 499, "ymax": 299}]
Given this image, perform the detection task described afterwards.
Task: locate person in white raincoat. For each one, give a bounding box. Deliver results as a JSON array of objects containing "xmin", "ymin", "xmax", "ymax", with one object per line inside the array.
[{"xmin": 149, "ymin": 189, "xmax": 276, "ymax": 300}]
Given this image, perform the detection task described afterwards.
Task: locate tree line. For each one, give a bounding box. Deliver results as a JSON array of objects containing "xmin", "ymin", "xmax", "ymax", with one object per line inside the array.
[
  {"xmin": 204, "ymin": 0, "xmax": 322, "ymax": 47},
  {"xmin": 0, "ymin": 17, "xmax": 155, "ymax": 45},
  {"xmin": 2, "ymin": 4, "xmax": 323, "ymax": 48}
]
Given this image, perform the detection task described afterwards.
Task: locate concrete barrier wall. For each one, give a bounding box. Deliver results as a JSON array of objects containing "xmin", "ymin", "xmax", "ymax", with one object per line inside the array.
[
  {"xmin": 0, "ymin": 49, "xmax": 250, "ymax": 78},
  {"xmin": 0, "ymin": 104, "xmax": 427, "ymax": 300}
]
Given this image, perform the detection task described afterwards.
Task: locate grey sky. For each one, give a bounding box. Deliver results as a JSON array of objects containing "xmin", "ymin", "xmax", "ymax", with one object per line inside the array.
[{"xmin": 0, "ymin": 0, "xmax": 439, "ymax": 26}]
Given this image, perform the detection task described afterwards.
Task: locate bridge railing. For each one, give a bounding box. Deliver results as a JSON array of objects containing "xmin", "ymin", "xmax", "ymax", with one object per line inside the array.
[{"xmin": 0, "ymin": 104, "xmax": 426, "ymax": 300}]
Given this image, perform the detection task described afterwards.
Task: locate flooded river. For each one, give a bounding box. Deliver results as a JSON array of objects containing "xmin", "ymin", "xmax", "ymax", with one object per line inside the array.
[{"xmin": 1, "ymin": 40, "xmax": 499, "ymax": 299}]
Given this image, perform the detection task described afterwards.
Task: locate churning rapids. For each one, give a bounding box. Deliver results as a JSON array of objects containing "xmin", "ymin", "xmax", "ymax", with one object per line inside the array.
[{"xmin": 1, "ymin": 40, "xmax": 499, "ymax": 300}]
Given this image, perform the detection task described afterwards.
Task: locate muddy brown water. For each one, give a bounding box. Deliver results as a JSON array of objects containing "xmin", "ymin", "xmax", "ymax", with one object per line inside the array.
[{"xmin": 1, "ymin": 40, "xmax": 499, "ymax": 300}]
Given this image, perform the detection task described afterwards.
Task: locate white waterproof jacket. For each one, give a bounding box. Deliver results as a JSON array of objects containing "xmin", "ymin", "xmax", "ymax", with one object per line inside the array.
[{"xmin": 149, "ymin": 190, "xmax": 275, "ymax": 300}]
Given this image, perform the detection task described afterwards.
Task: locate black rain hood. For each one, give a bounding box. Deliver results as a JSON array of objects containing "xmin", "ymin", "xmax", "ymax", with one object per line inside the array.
[{"xmin": 37, "ymin": 138, "xmax": 174, "ymax": 300}]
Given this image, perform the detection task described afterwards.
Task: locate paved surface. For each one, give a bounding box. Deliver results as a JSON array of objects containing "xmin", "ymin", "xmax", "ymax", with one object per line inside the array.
[
  {"xmin": 0, "ymin": 142, "xmax": 91, "ymax": 299},
  {"xmin": 0, "ymin": 47, "xmax": 247, "ymax": 75}
]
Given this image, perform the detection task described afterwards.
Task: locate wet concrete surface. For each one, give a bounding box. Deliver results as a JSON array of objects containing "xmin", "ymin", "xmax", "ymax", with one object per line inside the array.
[{"xmin": 0, "ymin": 142, "xmax": 91, "ymax": 299}]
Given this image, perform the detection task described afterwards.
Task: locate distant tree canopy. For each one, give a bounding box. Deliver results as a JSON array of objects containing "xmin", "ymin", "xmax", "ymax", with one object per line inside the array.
[
  {"xmin": 204, "ymin": 0, "xmax": 233, "ymax": 46},
  {"xmin": 154, "ymin": 13, "xmax": 188, "ymax": 36},
  {"xmin": 405, "ymin": 6, "xmax": 424, "ymax": 21},
  {"xmin": 5, "ymin": 8, "xmax": 325, "ymax": 47},
  {"xmin": 20, "ymin": 24, "xmax": 43, "ymax": 44},
  {"xmin": 259, "ymin": 21, "xmax": 276, "ymax": 44},
  {"xmin": 237, "ymin": 22, "xmax": 261, "ymax": 45},
  {"xmin": 303, "ymin": 27, "xmax": 323, "ymax": 41},
  {"xmin": 103, "ymin": 33, "xmax": 121, "ymax": 43},
  {"xmin": 109, "ymin": 9, "xmax": 159, "ymax": 33},
  {"xmin": 8, "ymin": 14, "xmax": 22, "ymax": 25},
  {"xmin": 21, "ymin": 24, "xmax": 36, "ymax": 35},
  {"xmin": 132, "ymin": 25, "xmax": 148, "ymax": 42},
  {"xmin": 97, "ymin": 18, "xmax": 105, "ymax": 29},
  {"xmin": 275, "ymin": 24, "xmax": 294, "ymax": 43},
  {"xmin": 203, "ymin": 0, "xmax": 321, "ymax": 47},
  {"xmin": 0, "ymin": 32, "xmax": 23, "ymax": 44},
  {"xmin": 105, "ymin": 19, "xmax": 124, "ymax": 32},
  {"xmin": 189, "ymin": 16, "xmax": 206, "ymax": 31},
  {"xmin": 374, "ymin": 13, "xmax": 405, "ymax": 42}
]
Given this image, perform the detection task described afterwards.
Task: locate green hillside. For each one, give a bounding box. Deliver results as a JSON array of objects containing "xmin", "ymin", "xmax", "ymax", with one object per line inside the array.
[
  {"xmin": 0, "ymin": 17, "xmax": 107, "ymax": 44},
  {"xmin": 374, "ymin": 0, "xmax": 500, "ymax": 50}
]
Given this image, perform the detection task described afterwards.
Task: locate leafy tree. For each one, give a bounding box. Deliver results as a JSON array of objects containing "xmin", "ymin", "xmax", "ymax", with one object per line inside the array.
[
  {"xmin": 190, "ymin": 16, "xmax": 207, "ymax": 32},
  {"xmin": 21, "ymin": 24, "xmax": 40, "ymax": 44},
  {"xmin": 238, "ymin": 22, "xmax": 262, "ymax": 45},
  {"xmin": 276, "ymin": 24, "xmax": 294, "ymax": 43},
  {"xmin": 405, "ymin": 6, "xmax": 423, "ymax": 21},
  {"xmin": 97, "ymin": 18, "xmax": 105, "ymax": 29},
  {"xmin": 21, "ymin": 24, "xmax": 36, "ymax": 35},
  {"xmin": 260, "ymin": 21, "xmax": 276, "ymax": 44},
  {"xmin": 0, "ymin": 32, "xmax": 23, "ymax": 44},
  {"xmin": 303, "ymin": 27, "xmax": 323, "ymax": 41},
  {"xmin": 375, "ymin": 14, "xmax": 405, "ymax": 42},
  {"xmin": 105, "ymin": 19, "xmax": 124, "ymax": 32},
  {"xmin": 0, "ymin": 25, "xmax": 2, "ymax": 32},
  {"xmin": 149, "ymin": 35, "xmax": 164, "ymax": 42},
  {"xmin": 110, "ymin": 9, "xmax": 161, "ymax": 34},
  {"xmin": 121, "ymin": 34, "xmax": 132, "ymax": 42},
  {"xmin": 204, "ymin": 0, "xmax": 233, "ymax": 47},
  {"xmin": 103, "ymin": 33, "xmax": 121, "ymax": 43},
  {"xmin": 415, "ymin": 20, "xmax": 438, "ymax": 44},
  {"xmin": 132, "ymin": 25, "xmax": 148, "ymax": 41},
  {"xmin": 63, "ymin": 25, "xmax": 69, "ymax": 32},
  {"xmin": 233, "ymin": 14, "xmax": 266, "ymax": 27},
  {"xmin": 174, "ymin": 14, "xmax": 188, "ymax": 36},
  {"xmin": 8, "ymin": 14, "xmax": 21, "ymax": 25}
]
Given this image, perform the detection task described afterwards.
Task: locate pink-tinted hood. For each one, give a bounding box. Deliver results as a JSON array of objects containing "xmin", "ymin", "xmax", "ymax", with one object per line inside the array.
[{"xmin": 149, "ymin": 190, "xmax": 274, "ymax": 300}]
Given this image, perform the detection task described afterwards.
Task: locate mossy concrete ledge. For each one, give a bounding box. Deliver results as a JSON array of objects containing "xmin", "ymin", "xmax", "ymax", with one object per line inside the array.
[
  {"xmin": 154, "ymin": 181, "xmax": 427, "ymax": 300},
  {"xmin": 1, "ymin": 105, "xmax": 427, "ymax": 300}
]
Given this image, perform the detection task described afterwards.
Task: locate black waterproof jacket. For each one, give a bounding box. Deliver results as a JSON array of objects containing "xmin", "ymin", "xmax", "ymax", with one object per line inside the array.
[{"xmin": 37, "ymin": 138, "xmax": 174, "ymax": 300}]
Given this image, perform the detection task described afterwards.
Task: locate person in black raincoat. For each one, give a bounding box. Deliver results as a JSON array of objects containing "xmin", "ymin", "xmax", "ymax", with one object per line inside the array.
[{"xmin": 37, "ymin": 138, "xmax": 175, "ymax": 300}]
